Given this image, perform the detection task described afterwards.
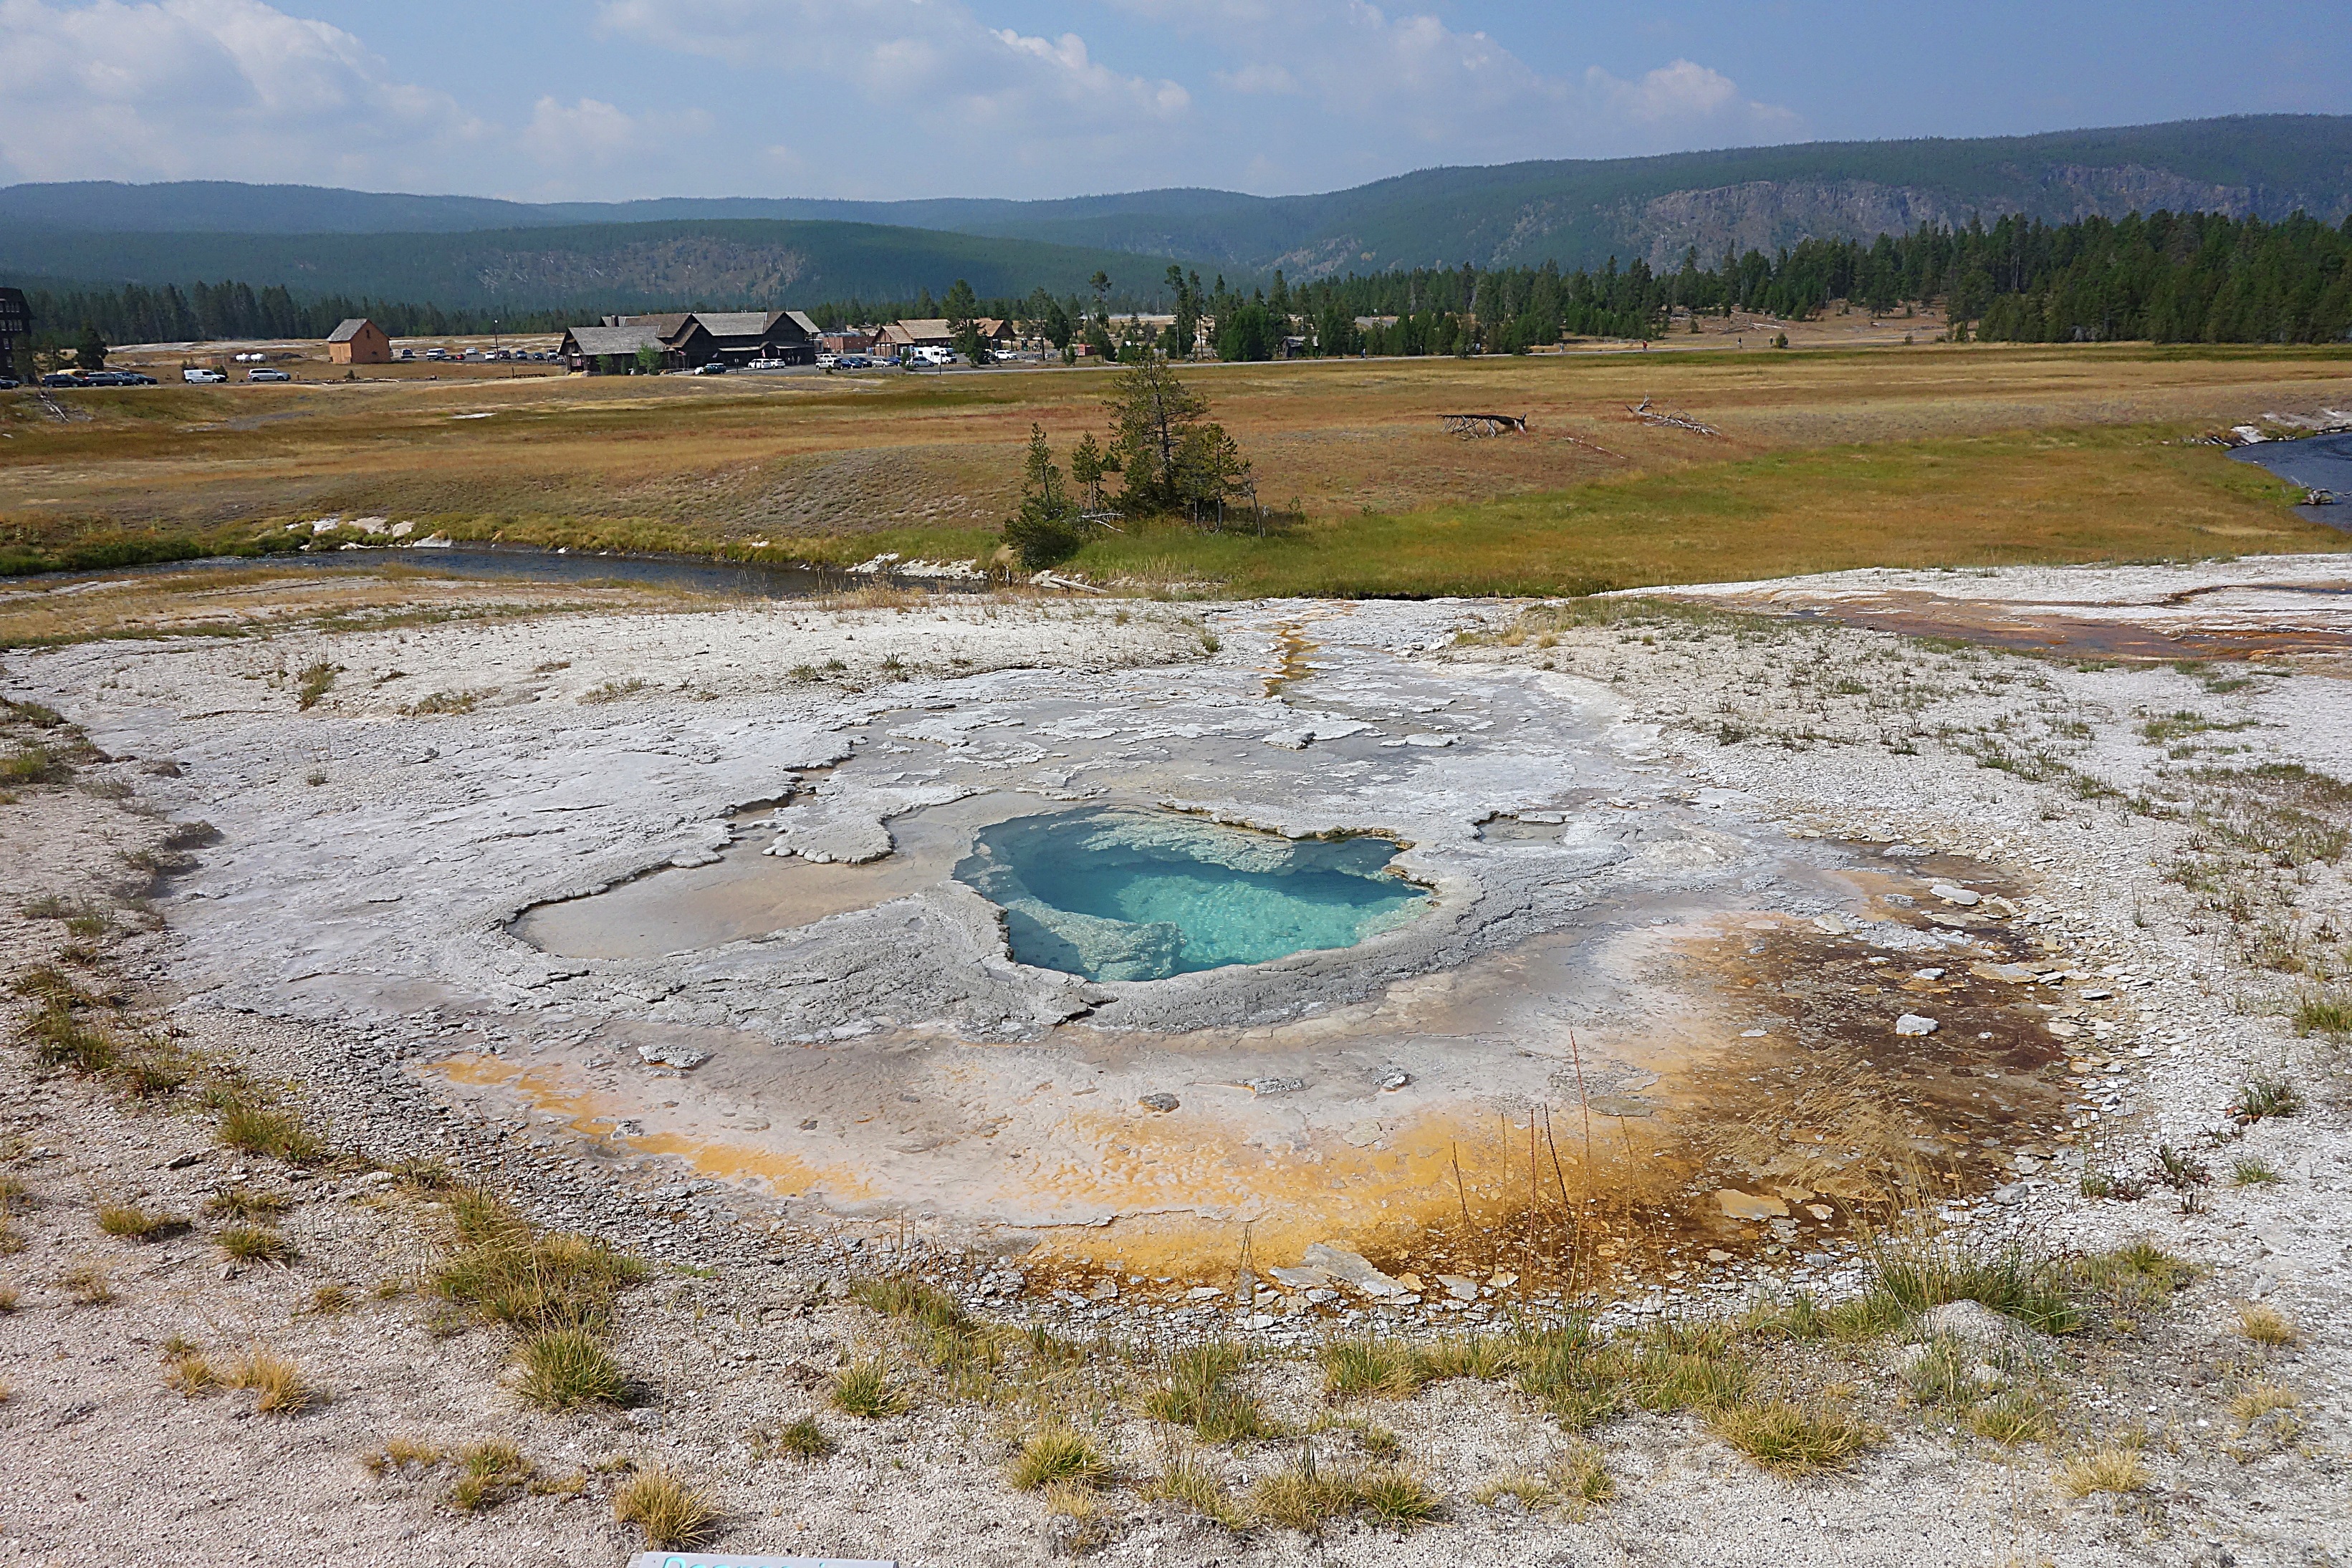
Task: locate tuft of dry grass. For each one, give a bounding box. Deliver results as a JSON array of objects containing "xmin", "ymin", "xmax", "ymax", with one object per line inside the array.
[
  {"xmin": 1966, "ymin": 1390, "xmax": 2054, "ymax": 1446},
  {"xmin": 1140, "ymin": 1452, "xmax": 1247, "ymax": 1529},
  {"xmin": 830, "ymin": 1356, "xmax": 909, "ymax": 1418},
  {"xmin": 449, "ymin": 1440, "xmax": 530, "ymax": 1511},
  {"xmin": 514, "ymin": 1327, "xmax": 630, "ymax": 1410},
  {"xmin": 1320, "ymin": 1337, "xmax": 1420, "ymax": 1400},
  {"xmin": 2229, "ymin": 1381, "xmax": 2300, "ymax": 1423},
  {"xmin": 1143, "ymin": 1339, "xmax": 1274, "ymax": 1443},
  {"xmin": 613, "ymin": 1466, "xmax": 717, "ymax": 1549},
  {"xmin": 226, "ymin": 1350, "xmax": 315, "ymax": 1415},
  {"xmin": 773, "ymin": 1416, "xmax": 834, "ymax": 1460},
  {"xmin": 363, "ymin": 1435, "xmax": 445, "ymax": 1477},
  {"xmin": 218, "ymin": 1223, "xmax": 295, "ymax": 1264},
  {"xmin": 2055, "ymin": 1446, "xmax": 2149, "ymax": 1498},
  {"xmin": 1249, "ymin": 1454, "xmax": 1360, "ymax": 1535},
  {"xmin": 215, "ymin": 1102, "xmax": 323, "ymax": 1164},
  {"xmin": 429, "ymin": 1191, "xmax": 645, "ymax": 1334},
  {"xmin": 163, "ymin": 1342, "xmax": 219, "ymax": 1397},
  {"xmin": 97, "ymin": 1202, "xmax": 183, "ymax": 1240},
  {"xmin": 2235, "ymin": 1302, "xmax": 2298, "ymax": 1347},
  {"xmin": 1008, "ymin": 1425, "xmax": 1110, "ymax": 1491},
  {"xmin": 203, "ymin": 1185, "xmax": 292, "ymax": 1221},
  {"xmin": 59, "ymin": 1263, "xmax": 115, "ymax": 1304},
  {"xmin": 1705, "ymin": 1399, "xmax": 1881, "ymax": 1473}
]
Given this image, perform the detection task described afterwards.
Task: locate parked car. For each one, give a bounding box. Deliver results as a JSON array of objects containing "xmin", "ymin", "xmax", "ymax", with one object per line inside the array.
[
  {"xmin": 690, "ymin": 360, "xmax": 730, "ymax": 375},
  {"xmin": 39, "ymin": 372, "xmax": 85, "ymax": 388},
  {"xmin": 424, "ymin": 348, "xmax": 448, "ymax": 361},
  {"xmin": 910, "ymin": 346, "xmax": 956, "ymax": 367},
  {"xmin": 747, "ymin": 357, "xmax": 793, "ymax": 370},
  {"xmin": 814, "ymin": 352, "xmax": 837, "ymax": 368},
  {"xmin": 837, "ymin": 352, "xmax": 874, "ymax": 369},
  {"xmin": 183, "ymin": 367, "xmax": 227, "ymax": 383},
  {"xmin": 0, "ymin": 377, "xmax": 17, "ymax": 390},
  {"xmin": 247, "ymin": 368, "xmax": 292, "ymax": 383},
  {"xmin": 93, "ymin": 370, "xmax": 156, "ymax": 385},
  {"xmin": 398, "ymin": 347, "xmax": 416, "ymax": 360}
]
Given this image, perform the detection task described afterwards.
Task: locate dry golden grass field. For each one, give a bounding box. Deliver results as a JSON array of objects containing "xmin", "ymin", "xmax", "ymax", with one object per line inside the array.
[{"xmin": 6, "ymin": 341, "xmax": 2349, "ymax": 595}]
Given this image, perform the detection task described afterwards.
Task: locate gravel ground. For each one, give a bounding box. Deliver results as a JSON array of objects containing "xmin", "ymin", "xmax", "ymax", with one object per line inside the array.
[{"xmin": 1, "ymin": 563, "xmax": 2347, "ymax": 1567}]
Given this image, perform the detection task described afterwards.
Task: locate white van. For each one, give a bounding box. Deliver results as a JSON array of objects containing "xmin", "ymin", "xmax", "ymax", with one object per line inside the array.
[
  {"xmin": 183, "ymin": 367, "xmax": 227, "ymax": 384},
  {"xmin": 911, "ymin": 345, "xmax": 956, "ymax": 367}
]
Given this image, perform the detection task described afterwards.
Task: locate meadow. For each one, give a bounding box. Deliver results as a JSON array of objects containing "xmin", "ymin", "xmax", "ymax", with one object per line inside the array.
[{"xmin": 4, "ymin": 341, "xmax": 2348, "ymax": 593}]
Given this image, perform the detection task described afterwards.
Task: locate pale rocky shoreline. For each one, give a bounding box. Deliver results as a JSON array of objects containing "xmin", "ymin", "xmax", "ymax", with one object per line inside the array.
[{"xmin": 1, "ymin": 559, "xmax": 2348, "ymax": 1565}]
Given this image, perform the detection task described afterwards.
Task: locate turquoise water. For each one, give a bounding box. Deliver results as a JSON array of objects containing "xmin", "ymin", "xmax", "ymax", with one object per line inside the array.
[{"xmin": 955, "ymin": 809, "xmax": 1430, "ymax": 981}]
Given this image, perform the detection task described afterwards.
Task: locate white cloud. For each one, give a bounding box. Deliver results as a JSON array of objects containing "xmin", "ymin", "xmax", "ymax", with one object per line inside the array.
[
  {"xmin": 596, "ymin": 0, "xmax": 1191, "ymax": 182},
  {"xmin": 1110, "ymin": 1, "xmax": 1801, "ymax": 169},
  {"xmin": 0, "ymin": 0, "xmax": 485, "ymax": 187},
  {"xmin": 519, "ymin": 97, "xmax": 715, "ymax": 175}
]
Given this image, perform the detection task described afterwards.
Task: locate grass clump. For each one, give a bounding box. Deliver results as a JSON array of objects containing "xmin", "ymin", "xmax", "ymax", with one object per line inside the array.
[
  {"xmin": 218, "ymin": 1223, "xmax": 294, "ymax": 1264},
  {"xmin": 97, "ymin": 1202, "xmax": 183, "ymax": 1240},
  {"xmin": 1249, "ymin": 1453, "xmax": 1360, "ymax": 1535},
  {"xmin": 295, "ymin": 662, "xmax": 337, "ymax": 709},
  {"xmin": 2293, "ymin": 990, "xmax": 2352, "ymax": 1036},
  {"xmin": 1863, "ymin": 1226, "xmax": 2081, "ymax": 1334},
  {"xmin": 2233, "ymin": 1077, "xmax": 2305, "ymax": 1121},
  {"xmin": 1007, "ymin": 1425, "xmax": 1110, "ymax": 1491},
  {"xmin": 1414, "ymin": 1333, "xmax": 1517, "ymax": 1382},
  {"xmin": 2235, "ymin": 1302, "xmax": 2298, "ymax": 1347},
  {"xmin": 203, "ymin": 1185, "xmax": 292, "ymax": 1221},
  {"xmin": 1513, "ymin": 1317, "xmax": 1638, "ymax": 1430},
  {"xmin": 362, "ymin": 1435, "xmax": 445, "ymax": 1477},
  {"xmin": 60, "ymin": 1264, "xmax": 115, "ymax": 1304},
  {"xmin": 830, "ymin": 1356, "xmax": 909, "ymax": 1418},
  {"xmin": 227, "ymin": 1350, "xmax": 315, "ymax": 1415},
  {"xmin": 613, "ymin": 1466, "xmax": 716, "ymax": 1549},
  {"xmin": 215, "ymin": 1102, "xmax": 323, "ymax": 1164},
  {"xmin": 429, "ymin": 1191, "xmax": 645, "ymax": 1334},
  {"xmin": 2055, "ymin": 1445, "xmax": 2149, "ymax": 1498},
  {"xmin": 1966, "ymin": 1390, "xmax": 2055, "ymax": 1445},
  {"xmin": 2231, "ymin": 1157, "xmax": 2283, "ymax": 1186},
  {"xmin": 1140, "ymin": 1452, "xmax": 1247, "ymax": 1529},
  {"xmin": 772, "ymin": 1416, "xmax": 835, "ymax": 1460},
  {"xmin": 1320, "ymin": 1337, "xmax": 1420, "ymax": 1400},
  {"xmin": 449, "ymin": 1440, "xmax": 530, "ymax": 1511},
  {"xmin": 1472, "ymin": 1444, "xmax": 1613, "ymax": 1518},
  {"xmin": 515, "ymin": 1327, "xmax": 630, "ymax": 1410},
  {"xmin": 2227, "ymin": 1381, "xmax": 2300, "ymax": 1424},
  {"xmin": 163, "ymin": 1341, "xmax": 219, "ymax": 1397},
  {"xmin": 1706, "ymin": 1399, "xmax": 1881, "ymax": 1473},
  {"xmin": 1143, "ymin": 1340, "xmax": 1275, "ymax": 1443}
]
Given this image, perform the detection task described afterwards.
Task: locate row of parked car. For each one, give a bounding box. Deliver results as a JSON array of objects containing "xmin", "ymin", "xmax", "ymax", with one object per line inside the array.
[{"xmin": 37, "ymin": 370, "xmax": 159, "ymax": 386}]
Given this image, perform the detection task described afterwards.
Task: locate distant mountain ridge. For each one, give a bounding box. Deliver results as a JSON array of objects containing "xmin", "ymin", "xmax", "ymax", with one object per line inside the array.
[{"xmin": 4, "ymin": 115, "xmax": 2348, "ymax": 307}]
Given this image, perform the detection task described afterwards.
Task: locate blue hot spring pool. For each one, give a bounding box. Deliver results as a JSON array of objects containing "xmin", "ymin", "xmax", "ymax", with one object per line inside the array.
[{"xmin": 954, "ymin": 808, "xmax": 1431, "ymax": 981}]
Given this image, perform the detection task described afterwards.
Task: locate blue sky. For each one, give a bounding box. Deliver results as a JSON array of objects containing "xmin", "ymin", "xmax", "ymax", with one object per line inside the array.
[{"xmin": 1, "ymin": 0, "xmax": 2345, "ymax": 201}]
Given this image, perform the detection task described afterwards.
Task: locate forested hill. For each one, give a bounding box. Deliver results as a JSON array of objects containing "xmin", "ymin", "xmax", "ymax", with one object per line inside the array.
[
  {"xmin": 4, "ymin": 115, "xmax": 2349, "ymax": 292},
  {"xmin": 0, "ymin": 219, "xmax": 1181, "ymax": 317}
]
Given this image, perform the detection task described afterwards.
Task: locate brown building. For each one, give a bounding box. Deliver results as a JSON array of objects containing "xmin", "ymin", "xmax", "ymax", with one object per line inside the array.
[{"xmin": 325, "ymin": 318, "xmax": 392, "ymax": 365}]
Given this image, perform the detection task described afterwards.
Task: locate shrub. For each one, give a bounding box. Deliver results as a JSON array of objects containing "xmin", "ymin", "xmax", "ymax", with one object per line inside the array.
[
  {"xmin": 1007, "ymin": 1425, "xmax": 1109, "ymax": 1491},
  {"xmin": 515, "ymin": 1328, "xmax": 630, "ymax": 1410},
  {"xmin": 613, "ymin": 1466, "xmax": 716, "ymax": 1549}
]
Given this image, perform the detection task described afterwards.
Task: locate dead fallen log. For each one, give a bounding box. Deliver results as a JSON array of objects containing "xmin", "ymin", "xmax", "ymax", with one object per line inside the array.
[
  {"xmin": 1440, "ymin": 413, "xmax": 1528, "ymax": 437},
  {"xmin": 1628, "ymin": 395, "xmax": 1721, "ymax": 436}
]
